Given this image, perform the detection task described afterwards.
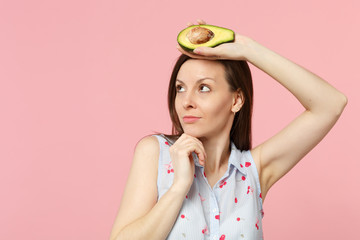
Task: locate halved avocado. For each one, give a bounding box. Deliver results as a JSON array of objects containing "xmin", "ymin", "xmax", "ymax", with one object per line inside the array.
[{"xmin": 177, "ymin": 24, "xmax": 235, "ymax": 52}]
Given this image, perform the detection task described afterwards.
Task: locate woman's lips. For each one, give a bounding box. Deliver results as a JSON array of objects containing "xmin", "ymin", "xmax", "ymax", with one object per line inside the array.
[{"xmin": 183, "ymin": 116, "xmax": 201, "ymax": 123}]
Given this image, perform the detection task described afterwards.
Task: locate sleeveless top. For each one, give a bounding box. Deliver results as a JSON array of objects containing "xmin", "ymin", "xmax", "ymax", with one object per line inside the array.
[{"xmin": 154, "ymin": 134, "xmax": 264, "ymax": 240}]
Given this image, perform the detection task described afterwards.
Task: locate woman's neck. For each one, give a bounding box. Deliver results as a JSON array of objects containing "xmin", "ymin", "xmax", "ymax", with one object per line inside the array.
[{"xmin": 199, "ymin": 135, "xmax": 231, "ymax": 174}]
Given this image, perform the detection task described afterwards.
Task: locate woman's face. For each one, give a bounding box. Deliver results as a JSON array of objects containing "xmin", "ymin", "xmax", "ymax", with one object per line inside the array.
[{"xmin": 175, "ymin": 59, "xmax": 237, "ymax": 139}]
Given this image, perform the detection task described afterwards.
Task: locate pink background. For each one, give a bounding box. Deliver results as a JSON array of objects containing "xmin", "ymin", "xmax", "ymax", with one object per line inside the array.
[{"xmin": 0, "ymin": 0, "xmax": 358, "ymax": 239}]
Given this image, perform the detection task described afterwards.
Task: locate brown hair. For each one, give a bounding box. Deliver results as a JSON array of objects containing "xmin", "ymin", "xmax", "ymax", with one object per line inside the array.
[{"xmin": 163, "ymin": 54, "xmax": 253, "ymax": 150}]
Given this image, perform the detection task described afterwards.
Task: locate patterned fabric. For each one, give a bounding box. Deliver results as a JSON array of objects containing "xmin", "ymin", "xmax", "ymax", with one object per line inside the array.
[{"xmin": 154, "ymin": 134, "xmax": 264, "ymax": 240}]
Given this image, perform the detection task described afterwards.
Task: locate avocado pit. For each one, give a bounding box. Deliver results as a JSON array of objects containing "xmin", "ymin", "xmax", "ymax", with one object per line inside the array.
[{"xmin": 186, "ymin": 26, "xmax": 215, "ymax": 44}]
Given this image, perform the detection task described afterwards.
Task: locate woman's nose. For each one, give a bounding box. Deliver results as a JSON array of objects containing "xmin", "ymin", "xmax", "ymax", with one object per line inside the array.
[{"xmin": 183, "ymin": 91, "xmax": 196, "ymax": 109}]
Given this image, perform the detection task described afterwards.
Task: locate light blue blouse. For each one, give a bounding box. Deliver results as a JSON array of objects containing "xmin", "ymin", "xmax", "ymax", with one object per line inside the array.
[{"xmin": 154, "ymin": 134, "xmax": 264, "ymax": 240}]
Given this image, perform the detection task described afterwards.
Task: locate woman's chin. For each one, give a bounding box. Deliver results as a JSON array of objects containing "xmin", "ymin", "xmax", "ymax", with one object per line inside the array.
[{"xmin": 182, "ymin": 129, "xmax": 205, "ymax": 138}]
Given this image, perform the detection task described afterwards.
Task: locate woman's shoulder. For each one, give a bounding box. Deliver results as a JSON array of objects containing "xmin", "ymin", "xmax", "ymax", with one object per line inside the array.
[
  {"xmin": 134, "ymin": 134, "xmax": 160, "ymax": 153},
  {"xmin": 130, "ymin": 135, "xmax": 161, "ymax": 173},
  {"xmin": 134, "ymin": 134, "xmax": 178, "ymax": 159},
  {"xmin": 134, "ymin": 133, "xmax": 174, "ymax": 153}
]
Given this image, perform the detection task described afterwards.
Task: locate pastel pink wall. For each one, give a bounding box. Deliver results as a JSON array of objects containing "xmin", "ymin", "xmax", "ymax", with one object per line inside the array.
[{"xmin": 0, "ymin": 0, "xmax": 358, "ymax": 239}]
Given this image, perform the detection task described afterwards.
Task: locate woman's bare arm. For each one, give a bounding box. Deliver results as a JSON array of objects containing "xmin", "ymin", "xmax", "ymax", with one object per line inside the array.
[
  {"xmin": 109, "ymin": 136, "xmax": 188, "ymax": 240},
  {"xmin": 177, "ymin": 19, "xmax": 347, "ymax": 199},
  {"xmin": 243, "ymin": 37, "xmax": 347, "ymax": 197}
]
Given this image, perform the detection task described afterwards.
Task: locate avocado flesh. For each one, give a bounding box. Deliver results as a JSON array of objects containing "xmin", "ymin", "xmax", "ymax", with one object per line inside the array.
[{"xmin": 177, "ymin": 24, "xmax": 235, "ymax": 52}]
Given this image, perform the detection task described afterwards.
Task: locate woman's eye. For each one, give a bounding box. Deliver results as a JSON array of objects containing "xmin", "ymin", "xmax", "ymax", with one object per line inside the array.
[
  {"xmin": 176, "ymin": 85, "xmax": 185, "ymax": 92},
  {"xmin": 200, "ymin": 85, "xmax": 210, "ymax": 92}
]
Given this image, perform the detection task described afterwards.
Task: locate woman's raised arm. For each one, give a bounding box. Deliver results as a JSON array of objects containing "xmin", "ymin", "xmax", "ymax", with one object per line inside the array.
[
  {"xmin": 178, "ymin": 23, "xmax": 347, "ymax": 200},
  {"xmin": 242, "ymin": 36, "xmax": 347, "ymax": 199}
]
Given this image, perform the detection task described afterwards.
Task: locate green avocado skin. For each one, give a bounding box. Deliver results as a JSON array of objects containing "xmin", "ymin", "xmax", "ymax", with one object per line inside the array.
[
  {"xmin": 177, "ymin": 24, "xmax": 235, "ymax": 52},
  {"xmin": 179, "ymin": 41, "xmax": 231, "ymax": 52},
  {"xmin": 179, "ymin": 45, "xmax": 197, "ymax": 52}
]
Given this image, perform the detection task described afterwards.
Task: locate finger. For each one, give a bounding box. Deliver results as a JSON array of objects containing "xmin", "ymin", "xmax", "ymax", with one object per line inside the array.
[
  {"xmin": 178, "ymin": 134, "xmax": 205, "ymax": 159},
  {"xmin": 176, "ymin": 44, "xmax": 201, "ymax": 58},
  {"xmin": 188, "ymin": 136, "xmax": 207, "ymax": 160},
  {"xmin": 189, "ymin": 141, "xmax": 206, "ymax": 163},
  {"xmin": 197, "ymin": 19, "xmax": 206, "ymax": 25},
  {"xmin": 191, "ymin": 145, "xmax": 206, "ymax": 163},
  {"xmin": 183, "ymin": 135, "xmax": 207, "ymax": 162},
  {"xmin": 177, "ymin": 50, "xmax": 221, "ymax": 63},
  {"xmin": 193, "ymin": 46, "xmax": 219, "ymax": 56},
  {"xmin": 196, "ymin": 149, "xmax": 206, "ymax": 165},
  {"xmin": 194, "ymin": 151, "xmax": 205, "ymax": 166},
  {"xmin": 176, "ymin": 134, "xmax": 207, "ymax": 166},
  {"xmin": 176, "ymin": 44, "xmax": 218, "ymax": 60}
]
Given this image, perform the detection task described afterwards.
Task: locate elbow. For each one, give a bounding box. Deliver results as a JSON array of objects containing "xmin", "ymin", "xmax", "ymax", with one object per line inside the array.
[
  {"xmin": 334, "ymin": 92, "xmax": 348, "ymax": 117},
  {"xmin": 324, "ymin": 92, "xmax": 348, "ymax": 120},
  {"xmin": 316, "ymin": 92, "xmax": 348, "ymax": 120},
  {"xmin": 341, "ymin": 93, "xmax": 348, "ymax": 108}
]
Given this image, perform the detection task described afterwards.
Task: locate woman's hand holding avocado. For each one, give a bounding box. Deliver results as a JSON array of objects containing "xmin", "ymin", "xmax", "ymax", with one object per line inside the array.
[
  {"xmin": 177, "ymin": 19, "xmax": 254, "ymax": 62},
  {"xmin": 169, "ymin": 133, "xmax": 206, "ymax": 193}
]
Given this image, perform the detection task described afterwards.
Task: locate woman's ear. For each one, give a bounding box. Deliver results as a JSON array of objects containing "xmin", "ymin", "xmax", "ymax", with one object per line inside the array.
[{"xmin": 232, "ymin": 89, "xmax": 245, "ymax": 113}]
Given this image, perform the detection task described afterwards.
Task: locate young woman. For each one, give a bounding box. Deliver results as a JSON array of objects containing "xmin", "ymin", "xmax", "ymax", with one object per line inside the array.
[{"xmin": 110, "ymin": 20, "xmax": 347, "ymax": 240}]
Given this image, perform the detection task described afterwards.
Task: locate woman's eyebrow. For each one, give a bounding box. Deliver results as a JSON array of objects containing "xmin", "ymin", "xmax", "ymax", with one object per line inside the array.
[{"xmin": 176, "ymin": 78, "xmax": 216, "ymax": 84}]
